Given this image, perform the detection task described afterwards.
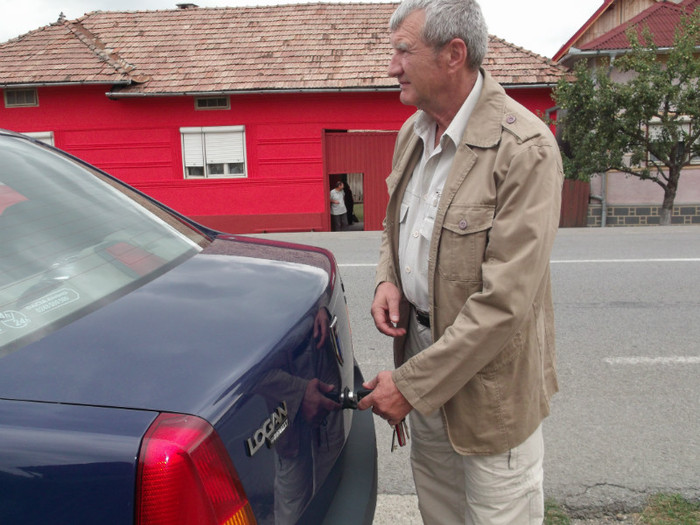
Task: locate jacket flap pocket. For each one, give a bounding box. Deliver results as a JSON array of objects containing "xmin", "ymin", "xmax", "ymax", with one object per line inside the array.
[{"xmin": 442, "ymin": 205, "xmax": 495, "ymax": 235}]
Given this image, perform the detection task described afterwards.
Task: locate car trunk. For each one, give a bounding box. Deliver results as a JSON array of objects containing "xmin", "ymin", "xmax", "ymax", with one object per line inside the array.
[{"xmin": 0, "ymin": 236, "xmax": 357, "ymax": 524}]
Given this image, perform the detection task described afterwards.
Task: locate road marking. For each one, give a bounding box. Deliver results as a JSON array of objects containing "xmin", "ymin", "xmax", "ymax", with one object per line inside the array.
[
  {"xmin": 604, "ymin": 356, "xmax": 700, "ymax": 365},
  {"xmin": 552, "ymin": 258, "xmax": 700, "ymax": 264},
  {"xmin": 339, "ymin": 258, "xmax": 700, "ymax": 268}
]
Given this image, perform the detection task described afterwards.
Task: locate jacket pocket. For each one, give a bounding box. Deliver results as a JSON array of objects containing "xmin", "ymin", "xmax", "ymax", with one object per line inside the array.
[{"xmin": 437, "ymin": 204, "xmax": 494, "ymax": 282}]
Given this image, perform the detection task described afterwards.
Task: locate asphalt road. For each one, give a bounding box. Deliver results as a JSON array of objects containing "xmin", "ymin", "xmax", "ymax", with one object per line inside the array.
[{"xmin": 252, "ymin": 226, "xmax": 700, "ymax": 520}]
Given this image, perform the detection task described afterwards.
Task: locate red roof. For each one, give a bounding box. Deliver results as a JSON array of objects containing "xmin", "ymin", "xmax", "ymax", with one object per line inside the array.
[
  {"xmin": 579, "ymin": 0, "xmax": 699, "ymax": 51},
  {"xmin": 554, "ymin": 0, "xmax": 699, "ymax": 60},
  {"xmin": 0, "ymin": 3, "xmax": 567, "ymax": 95}
]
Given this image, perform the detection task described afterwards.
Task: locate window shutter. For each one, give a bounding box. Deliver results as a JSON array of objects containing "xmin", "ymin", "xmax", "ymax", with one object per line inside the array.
[
  {"xmin": 183, "ymin": 134, "xmax": 204, "ymax": 167},
  {"xmin": 205, "ymin": 132, "xmax": 245, "ymax": 164}
]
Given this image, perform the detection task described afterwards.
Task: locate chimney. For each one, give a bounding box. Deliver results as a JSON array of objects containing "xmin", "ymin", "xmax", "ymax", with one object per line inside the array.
[{"xmin": 176, "ymin": 3, "xmax": 199, "ymax": 9}]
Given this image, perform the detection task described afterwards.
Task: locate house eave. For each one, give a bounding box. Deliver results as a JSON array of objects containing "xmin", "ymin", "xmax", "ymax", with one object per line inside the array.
[
  {"xmin": 0, "ymin": 81, "xmax": 130, "ymax": 89},
  {"xmin": 501, "ymin": 83, "xmax": 560, "ymax": 89},
  {"xmin": 105, "ymin": 86, "xmax": 401, "ymax": 98},
  {"xmin": 105, "ymin": 82, "xmax": 559, "ymax": 98}
]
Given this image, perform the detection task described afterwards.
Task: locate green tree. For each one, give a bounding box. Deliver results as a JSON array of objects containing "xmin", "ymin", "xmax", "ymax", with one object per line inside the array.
[{"xmin": 554, "ymin": 10, "xmax": 700, "ymax": 225}]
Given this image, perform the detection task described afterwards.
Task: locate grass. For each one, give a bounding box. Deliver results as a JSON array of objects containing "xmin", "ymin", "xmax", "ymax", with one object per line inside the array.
[
  {"xmin": 544, "ymin": 494, "xmax": 700, "ymax": 525},
  {"xmin": 545, "ymin": 499, "xmax": 571, "ymax": 525},
  {"xmin": 638, "ymin": 494, "xmax": 700, "ymax": 524}
]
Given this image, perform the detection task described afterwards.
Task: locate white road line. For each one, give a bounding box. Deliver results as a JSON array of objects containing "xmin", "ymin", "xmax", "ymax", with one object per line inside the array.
[
  {"xmin": 604, "ymin": 356, "xmax": 700, "ymax": 365},
  {"xmin": 339, "ymin": 258, "xmax": 700, "ymax": 268},
  {"xmin": 552, "ymin": 258, "xmax": 700, "ymax": 264}
]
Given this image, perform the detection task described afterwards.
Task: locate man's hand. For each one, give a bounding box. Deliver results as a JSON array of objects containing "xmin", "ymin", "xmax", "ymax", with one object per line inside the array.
[
  {"xmin": 371, "ymin": 281, "xmax": 407, "ymax": 337},
  {"xmin": 357, "ymin": 371, "xmax": 412, "ymax": 426},
  {"xmin": 301, "ymin": 379, "xmax": 340, "ymax": 425}
]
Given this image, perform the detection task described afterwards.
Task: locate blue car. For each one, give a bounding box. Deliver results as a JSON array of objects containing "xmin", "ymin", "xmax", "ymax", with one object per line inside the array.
[{"xmin": 0, "ymin": 130, "xmax": 377, "ymax": 525}]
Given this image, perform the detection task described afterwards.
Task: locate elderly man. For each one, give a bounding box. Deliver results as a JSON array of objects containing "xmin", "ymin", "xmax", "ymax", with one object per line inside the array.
[{"xmin": 357, "ymin": 0, "xmax": 563, "ymax": 523}]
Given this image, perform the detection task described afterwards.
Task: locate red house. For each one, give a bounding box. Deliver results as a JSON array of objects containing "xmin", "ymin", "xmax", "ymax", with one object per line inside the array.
[{"xmin": 0, "ymin": 3, "xmax": 567, "ymax": 233}]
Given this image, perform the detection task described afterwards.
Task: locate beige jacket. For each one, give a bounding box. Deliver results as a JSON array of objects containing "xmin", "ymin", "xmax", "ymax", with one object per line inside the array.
[{"xmin": 375, "ymin": 70, "xmax": 563, "ymax": 455}]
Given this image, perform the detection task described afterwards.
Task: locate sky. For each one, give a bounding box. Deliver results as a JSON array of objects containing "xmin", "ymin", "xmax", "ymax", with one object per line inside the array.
[{"xmin": 0, "ymin": 0, "xmax": 604, "ymax": 59}]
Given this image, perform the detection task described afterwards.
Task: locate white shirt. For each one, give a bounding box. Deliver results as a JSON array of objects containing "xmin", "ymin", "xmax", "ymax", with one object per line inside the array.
[
  {"xmin": 398, "ymin": 72, "xmax": 483, "ymax": 312},
  {"xmin": 330, "ymin": 188, "xmax": 347, "ymax": 215}
]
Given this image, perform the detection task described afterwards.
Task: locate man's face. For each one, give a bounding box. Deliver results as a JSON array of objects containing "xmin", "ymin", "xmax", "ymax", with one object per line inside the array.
[{"xmin": 388, "ymin": 10, "xmax": 447, "ymax": 110}]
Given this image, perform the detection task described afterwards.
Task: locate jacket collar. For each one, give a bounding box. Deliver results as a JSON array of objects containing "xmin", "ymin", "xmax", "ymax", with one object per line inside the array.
[
  {"xmin": 461, "ymin": 69, "xmax": 506, "ymax": 149},
  {"xmin": 389, "ymin": 69, "xmax": 507, "ymax": 194}
]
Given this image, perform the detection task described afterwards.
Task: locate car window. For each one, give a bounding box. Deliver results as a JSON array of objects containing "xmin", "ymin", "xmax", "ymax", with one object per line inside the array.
[{"xmin": 0, "ymin": 134, "xmax": 210, "ymax": 354}]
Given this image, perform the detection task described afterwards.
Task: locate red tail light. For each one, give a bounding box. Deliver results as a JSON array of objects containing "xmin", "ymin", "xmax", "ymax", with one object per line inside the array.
[{"xmin": 136, "ymin": 413, "xmax": 257, "ymax": 525}]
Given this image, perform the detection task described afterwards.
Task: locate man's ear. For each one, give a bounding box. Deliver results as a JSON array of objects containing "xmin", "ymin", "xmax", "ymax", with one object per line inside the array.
[{"xmin": 445, "ymin": 37, "xmax": 468, "ymax": 72}]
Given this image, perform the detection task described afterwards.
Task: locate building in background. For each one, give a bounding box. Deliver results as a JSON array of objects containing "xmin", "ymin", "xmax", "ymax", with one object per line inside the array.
[
  {"xmin": 555, "ymin": 0, "xmax": 700, "ymax": 226},
  {"xmin": 0, "ymin": 3, "xmax": 567, "ymax": 233}
]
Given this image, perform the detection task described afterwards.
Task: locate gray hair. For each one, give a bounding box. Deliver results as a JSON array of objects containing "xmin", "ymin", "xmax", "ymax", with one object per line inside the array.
[{"xmin": 390, "ymin": 0, "xmax": 488, "ymax": 70}]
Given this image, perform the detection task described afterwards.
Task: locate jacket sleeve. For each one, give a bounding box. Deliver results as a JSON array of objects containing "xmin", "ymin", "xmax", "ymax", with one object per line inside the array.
[{"xmin": 393, "ymin": 130, "xmax": 563, "ymax": 415}]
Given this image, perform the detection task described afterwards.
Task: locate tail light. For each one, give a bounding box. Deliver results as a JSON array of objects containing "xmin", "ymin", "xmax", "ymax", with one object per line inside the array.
[{"xmin": 136, "ymin": 413, "xmax": 257, "ymax": 525}]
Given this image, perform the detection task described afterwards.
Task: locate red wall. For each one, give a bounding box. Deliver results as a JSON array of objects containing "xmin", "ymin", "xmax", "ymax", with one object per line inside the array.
[{"xmin": 0, "ymin": 83, "xmax": 556, "ymax": 233}]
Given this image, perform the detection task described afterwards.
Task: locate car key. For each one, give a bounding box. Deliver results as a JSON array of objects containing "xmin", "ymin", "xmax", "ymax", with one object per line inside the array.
[
  {"xmin": 325, "ymin": 386, "xmax": 372, "ymax": 409},
  {"xmin": 391, "ymin": 418, "xmax": 409, "ymax": 452}
]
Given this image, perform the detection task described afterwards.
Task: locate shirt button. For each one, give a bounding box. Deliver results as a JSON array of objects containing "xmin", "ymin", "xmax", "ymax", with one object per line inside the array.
[
  {"xmin": 413, "ymin": 230, "xmax": 420, "ymax": 238},
  {"xmin": 405, "ymin": 266, "xmax": 411, "ymax": 274},
  {"xmin": 459, "ymin": 219, "xmax": 468, "ymax": 230}
]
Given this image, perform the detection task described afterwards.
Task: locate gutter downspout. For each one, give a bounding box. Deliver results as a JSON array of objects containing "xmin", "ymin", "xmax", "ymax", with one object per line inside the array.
[{"xmin": 589, "ymin": 172, "xmax": 607, "ymax": 227}]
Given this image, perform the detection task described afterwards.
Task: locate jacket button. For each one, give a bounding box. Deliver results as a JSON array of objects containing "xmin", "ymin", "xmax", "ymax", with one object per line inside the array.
[
  {"xmin": 506, "ymin": 115, "xmax": 516, "ymax": 124},
  {"xmin": 459, "ymin": 219, "xmax": 468, "ymax": 230}
]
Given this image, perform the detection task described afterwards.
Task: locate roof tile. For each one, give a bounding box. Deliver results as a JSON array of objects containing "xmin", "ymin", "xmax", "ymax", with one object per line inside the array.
[
  {"xmin": 1, "ymin": 3, "xmax": 567, "ymax": 93},
  {"xmin": 580, "ymin": 0, "xmax": 699, "ymax": 51}
]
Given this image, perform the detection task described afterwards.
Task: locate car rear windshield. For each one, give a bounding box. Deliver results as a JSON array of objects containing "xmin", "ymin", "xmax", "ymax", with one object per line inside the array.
[{"xmin": 0, "ymin": 134, "xmax": 210, "ymax": 354}]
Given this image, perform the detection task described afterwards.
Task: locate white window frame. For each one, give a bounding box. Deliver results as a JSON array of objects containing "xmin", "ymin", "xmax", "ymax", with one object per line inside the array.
[
  {"xmin": 22, "ymin": 131, "xmax": 54, "ymax": 146},
  {"xmin": 647, "ymin": 117, "xmax": 699, "ymax": 166},
  {"xmin": 194, "ymin": 96, "xmax": 230, "ymax": 110},
  {"xmin": 4, "ymin": 88, "xmax": 38, "ymax": 108},
  {"xmin": 180, "ymin": 126, "xmax": 247, "ymax": 179}
]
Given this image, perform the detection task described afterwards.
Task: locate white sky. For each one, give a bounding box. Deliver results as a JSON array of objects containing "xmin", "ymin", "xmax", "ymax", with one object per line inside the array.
[{"xmin": 0, "ymin": 0, "xmax": 603, "ymax": 59}]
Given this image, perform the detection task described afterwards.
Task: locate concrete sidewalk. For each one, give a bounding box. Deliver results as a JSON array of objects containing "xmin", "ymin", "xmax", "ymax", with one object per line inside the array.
[{"xmin": 373, "ymin": 495, "xmax": 421, "ymax": 524}]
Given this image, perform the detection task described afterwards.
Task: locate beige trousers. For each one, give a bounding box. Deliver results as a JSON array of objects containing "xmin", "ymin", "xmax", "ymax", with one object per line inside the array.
[{"xmin": 405, "ymin": 312, "xmax": 545, "ymax": 525}]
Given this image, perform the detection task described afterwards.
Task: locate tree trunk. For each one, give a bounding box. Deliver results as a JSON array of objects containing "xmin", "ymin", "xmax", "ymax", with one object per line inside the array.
[
  {"xmin": 659, "ymin": 206, "xmax": 672, "ymax": 225},
  {"xmin": 660, "ymin": 166, "xmax": 681, "ymax": 226}
]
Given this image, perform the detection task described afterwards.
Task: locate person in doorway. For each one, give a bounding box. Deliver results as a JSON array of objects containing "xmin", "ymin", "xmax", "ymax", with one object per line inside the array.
[
  {"xmin": 343, "ymin": 182, "xmax": 355, "ymax": 226},
  {"xmin": 330, "ymin": 181, "xmax": 348, "ymax": 231},
  {"xmin": 357, "ymin": 1, "xmax": 563, "ymax": 523}
]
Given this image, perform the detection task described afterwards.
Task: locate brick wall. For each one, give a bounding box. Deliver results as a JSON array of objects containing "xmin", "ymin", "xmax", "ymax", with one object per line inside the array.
[{"xmin": 587, "ymin": 204, "xmax": 700, "ymax": 226}]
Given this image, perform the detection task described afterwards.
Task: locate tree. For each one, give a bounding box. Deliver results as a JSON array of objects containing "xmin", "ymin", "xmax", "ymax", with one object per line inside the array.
[{"xmin": 554, "ymin": 10, "xmax": 700, "ymax": 225}]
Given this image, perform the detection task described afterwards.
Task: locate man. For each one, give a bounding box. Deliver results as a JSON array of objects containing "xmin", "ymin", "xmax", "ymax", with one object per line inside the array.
[
  {"xmin": 357, "ymin": 1, "xmax": 563, "ymax": 523},
  {"xmin": 329, "ymin": 181, "xmax": 348, "ymax": 231}
]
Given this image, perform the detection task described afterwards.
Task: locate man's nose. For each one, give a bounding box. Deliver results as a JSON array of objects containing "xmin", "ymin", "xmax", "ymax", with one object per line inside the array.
[{"xmin": 387, "ymin": 53, "xmax": 401, "ymax": 78}]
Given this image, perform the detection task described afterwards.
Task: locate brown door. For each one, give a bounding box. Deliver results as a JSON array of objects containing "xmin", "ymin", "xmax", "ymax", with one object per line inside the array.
[{"xmin": 324, "ymin": 131, "xmax": 397, "ymax": 231}]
